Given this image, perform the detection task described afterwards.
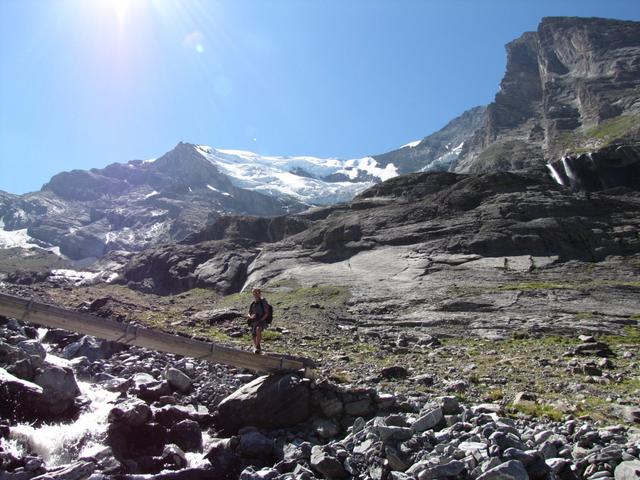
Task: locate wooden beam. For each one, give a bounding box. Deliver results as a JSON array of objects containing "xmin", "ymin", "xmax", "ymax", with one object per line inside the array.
[{"xmin": 0, "ymin": 292, "xmax": 314, "ymax": 377}]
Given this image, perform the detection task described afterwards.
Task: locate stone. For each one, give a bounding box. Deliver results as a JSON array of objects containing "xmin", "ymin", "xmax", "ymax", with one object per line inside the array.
[
  {"xmin": 313, "ymin": 418, "xmax": 340, "ymax": 439},
  {"xmin": 168, "ymin": 419, "xmax": 203, "ymax": 452},
  {"xmin": 380, "ymin": 366, "xmax": 409, "ymax": 379},
  {"xmin": 238, "ymin": 431, "xmax": 274, "ymax": 460},
  {"xmin": 17, "ymin": 340, "xmax": 46, "ymax": 361},
  {"xmin": 30, "ymin": 461, "xmax": 96, "ymax": 480},
  {"xmin": 439, "ymin": 396, "xmax": 460, "ymax": 415},
  {"xmin": 412, "ymin": 374, "xmax": 435, "ymax": 386},
  {"xmin": 62, "ymin": 336, "xmax": 125, "ymax": 362},
  {"xmin": 32, "ymin": 362, "xmax": 80, "ymax": 416},
  {"xmin": 108, "ymin": 398, "xmax": 152, "ymax": 427},
  {"xmin": 615, "ymin": 460, "xmax": 640, "ymax": 480},
  {"xmin": 417, "ymin": 460, "xmax": 466, "ymax": 480},
  {"xmin": 476, "ymin": 460, "xmax": 529, "ymax": 480},
  {"xmin": 622, "ymin": 407, "xmax": 640, "ymax": 424},
  {"xmin": 310, "ymin": 446, "xmax": 347, "ymax": 479},
  {"xmin": 205, "ymin": 437, "xmax": 240, "ymax": 477},
  {"xmin": 216, "ymin": 373, "xmax": 311, "ymax": 433},
  {"xmin": 412, "ymin": 407, "xmax": 444, "ymax": 432},
  {"xmin": 164, "ymin": 367, "xmax": 193, "ymax": 393},
  {"xmin": 0, "ymin": 367, "xmax": 43, "ymax": 421}
]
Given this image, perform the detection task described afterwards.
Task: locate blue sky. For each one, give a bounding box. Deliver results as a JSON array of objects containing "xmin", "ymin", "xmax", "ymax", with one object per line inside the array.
[{"xmin": 1, "ymin": 0, "xmax": 638, "ymax": 194}]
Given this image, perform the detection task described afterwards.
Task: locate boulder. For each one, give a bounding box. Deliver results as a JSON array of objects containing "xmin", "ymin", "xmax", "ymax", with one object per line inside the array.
[
  {"xmin": 215, "ymin": 373, "xmax": 311, "ymax": 433},
  {"xmin": 477, "ymin": 460, "xmax": 529, "ymax": 480},
  {"xmin": 205, "ymin": 437, "xmax": 240, "ymax": 478},
  {"xmin": 165, "ymin": 367, "xmax": 193, "ymax": 393},
  {"xmin": 0, "ymin": 367, "xmax": 44, "ymax": 421},
  {"xmin": 62, "ymin": 336, "xmax": 125, "ymax": 362},
  {"xmin": 168, "ymin": 420, "xmax": 203, "ymax": 452},
  {"xmin": 310, "ymin": 446, "xmax": 348, "ymax": 479},
  {"xmin": 32, "ymin": 362, "xmax": 80, "ymax": 416},
  {"xmin": 17, "ymin": 340, "xmax": 46, "ymax": 361},
  {"xmin": 615, "ymin": 460, "xmax": 640, "ymax": 480},
  {"xmin": 108, "ymin": 398, "xmax": 152, "ymax": 427}
]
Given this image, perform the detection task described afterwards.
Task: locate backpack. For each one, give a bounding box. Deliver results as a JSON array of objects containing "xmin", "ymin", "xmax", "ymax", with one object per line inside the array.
[{"xmin": 261, "ymin": 298, "xmax": 273, "ymax": 326}]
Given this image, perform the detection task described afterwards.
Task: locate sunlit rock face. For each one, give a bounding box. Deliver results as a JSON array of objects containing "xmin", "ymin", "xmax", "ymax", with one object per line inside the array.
[
  {"xmin": 548, "ymin": 144, "xmax": 640, "ymax": 192},
  {"xmin": 388, "ymin": 17, "xmax": 640, "ymax": 177}
]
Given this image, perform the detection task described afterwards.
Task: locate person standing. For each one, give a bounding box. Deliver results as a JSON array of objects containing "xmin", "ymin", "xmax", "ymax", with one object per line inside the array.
[{"xmin": 247, "ymin": 287, "xmax": 268, "ymax": 354}]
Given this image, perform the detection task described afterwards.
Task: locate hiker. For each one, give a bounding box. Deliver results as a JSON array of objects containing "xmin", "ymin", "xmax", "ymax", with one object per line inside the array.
[{"xmin": 247, "ymin": 287, "xmax": 269, "ymax": 354}]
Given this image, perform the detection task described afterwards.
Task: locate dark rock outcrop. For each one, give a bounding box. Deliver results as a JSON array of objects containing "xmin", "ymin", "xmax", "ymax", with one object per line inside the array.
[{"xmin": 215, "ymin": 373, "xmax": 312, "ymax": 433}]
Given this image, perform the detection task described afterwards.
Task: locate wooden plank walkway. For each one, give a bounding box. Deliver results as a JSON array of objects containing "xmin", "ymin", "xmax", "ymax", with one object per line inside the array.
[{"xmin": 0, "ymin": 292, "xmax": 314, "ymax": 377}]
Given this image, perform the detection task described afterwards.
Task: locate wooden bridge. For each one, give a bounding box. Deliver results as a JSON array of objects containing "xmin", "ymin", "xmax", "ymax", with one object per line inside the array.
[{"xmin": 0, "ymin": 292, "xmax": 314, "ymax": 377}]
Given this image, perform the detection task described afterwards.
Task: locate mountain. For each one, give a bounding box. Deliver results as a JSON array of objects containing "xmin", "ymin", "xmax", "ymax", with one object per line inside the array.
[
  {"xmin": 455, "ymin": 17, "xmax": 640, "ymax": 174},
  {"xmin": 0, "ymin": 143, "xmax": 395, "ymax": 259},
  {"xmin": 374, "ymin": 17, "xmax": 640, "ymax": 185}
]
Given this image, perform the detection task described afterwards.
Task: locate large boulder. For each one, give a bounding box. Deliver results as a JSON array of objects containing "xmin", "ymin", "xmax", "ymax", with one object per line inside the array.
[
  {"xmin": 0, "ymin": 367, "xmax": 44, "ymax": 421},
  {"xmin": 215, "ymin": 373, "xmax": 311, "ymax": 433},
  {"xmin": 32, "ymin": 362, "xmax": 81, "ymax": 416},
  {"xmin": 62, "ymin": 335, "xmax": 126, "ymax": 362}
]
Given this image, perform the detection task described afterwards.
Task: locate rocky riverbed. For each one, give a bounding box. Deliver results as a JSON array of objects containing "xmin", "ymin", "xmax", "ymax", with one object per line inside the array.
[{"xmin": 1, "ymin": 300, "xmax": 640, "ymax": 480}]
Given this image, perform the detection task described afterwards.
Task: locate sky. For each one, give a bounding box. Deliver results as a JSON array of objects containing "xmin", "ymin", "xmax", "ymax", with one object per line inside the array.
[{"xmin": 1, "ymin": 1, "xmax": 639, "ymax": 194}]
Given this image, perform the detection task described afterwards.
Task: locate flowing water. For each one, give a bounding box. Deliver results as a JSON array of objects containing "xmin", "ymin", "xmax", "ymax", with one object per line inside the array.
[{"xmin": 6, "ymin": 380, "xmax": 119, "ymax": 466}]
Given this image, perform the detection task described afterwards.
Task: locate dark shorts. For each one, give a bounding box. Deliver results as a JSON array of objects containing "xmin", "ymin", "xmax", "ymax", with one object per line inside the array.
[{"xmin": 251, "ymin": 321, "xmax": 266, "ymax": 337}]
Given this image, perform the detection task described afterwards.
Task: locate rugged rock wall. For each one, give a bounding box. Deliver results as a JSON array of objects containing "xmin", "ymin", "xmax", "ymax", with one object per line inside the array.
[{"xmin": 455, "ymin": 17, "xmax": 640, "ymax": 174}]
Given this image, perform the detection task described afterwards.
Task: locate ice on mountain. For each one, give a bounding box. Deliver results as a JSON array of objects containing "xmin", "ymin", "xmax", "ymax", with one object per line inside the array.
[{"xmin": 402, "ymin": 140, "xmax": 421, "ymax": 148}]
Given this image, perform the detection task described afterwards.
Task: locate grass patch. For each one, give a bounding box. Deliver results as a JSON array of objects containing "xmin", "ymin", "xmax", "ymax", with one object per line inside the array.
[
  {"xmin": 586, "ymin": 115, "xmax": 639, "ymax": 143},
  {"xmin": 509, "ymin": 402, "xmax": 564, "ymax": 422},
  {"xmin": 601, "ymin": 325, "xmax": 640, "ymax": 346},
  {"xmin": 554, "ymin": 115, "xmax": 640, "ymax": 154}
]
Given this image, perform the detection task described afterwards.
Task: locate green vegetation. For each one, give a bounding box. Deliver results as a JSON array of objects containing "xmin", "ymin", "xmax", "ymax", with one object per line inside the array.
[
  {"xmin": 509, "ymin": 402, "xmax": 564, "ymax": 422},
  {"xmin": 601, "ymin": 325, "xmax": 640, "ymax": 345},
  {"xmin": 555, "ymin": 114, "xmax": 640, "ymax": 154},
  {"xmin": 586, "ymin": 115, "xmax": 639, "ymax": 143}
]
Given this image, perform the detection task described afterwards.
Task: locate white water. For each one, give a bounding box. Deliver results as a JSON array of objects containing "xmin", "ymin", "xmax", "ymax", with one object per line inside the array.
[{"xmin": 6, "ymin": 380, "xmax": 118, "ymax": 466}]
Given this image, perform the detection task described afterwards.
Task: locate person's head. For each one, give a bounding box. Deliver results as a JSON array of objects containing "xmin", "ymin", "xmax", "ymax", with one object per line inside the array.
[{"xmin": 251, "ymin": 287, "xmax": 262, "ymax": 300}]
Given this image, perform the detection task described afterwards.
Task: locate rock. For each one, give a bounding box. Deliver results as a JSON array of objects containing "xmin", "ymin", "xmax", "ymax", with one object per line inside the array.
[
  {"xmin": 513, "ymin": 392, "xmax": 537, "ymax": 405},
  {"xmin": 444, "ymin": 380, "xmax": 469, "ymax": 392},
  {"xmin": 108, "ymin": 398, "xmax": 152, "ymax": 427},
  {"xmin": 168, "ymin": 420, "xmax": 203, "ymax": 452},
  {"xmin": 380, "ymin": 366, "xmax": 409, "ymax": 379},
  {"xmin": 62, "ymin": 336, "xmax": 125, "ymax": 362},
  {"xmin": 439, "ymin": 396, "xmax": 460, "ymax": 415},
  {"xmin": 412, "ymin": 374, "xmax": 435, "ymax": 386},
  {"xmin": 160, "ymin": 444, "xmax": 188, "ymax": 470},
  {"xmin": 573, "ymin": 342, "xmax": 615, "ymax": 358},
  {"xmin": 622, "ymin": 407, "xmax": 640, "ymax": 424},
  {"xmin": 412, "ymin": 407, "xmax": 444, "ymax": 432},
  {"xmin": 313, "ymin": 418, "xmax": 340, "ymax": 439},
  {"xmin": 106, "ymin": 422, "xmax": 168, "ymax": 459},
  {"xmin": 16, "ymin": 340, "xmax": 46, "ymax": 361},
  {"xmin": 30, "ymin": 461, "xmax": 96, "ymax": 480},
  {"xmin": 164, "ymin": 367, "xmax": 193, "ymax": 393},
  {"xmin": 310, "ymin": 446, "xmax": 347, "ymax": 479},
  {"xmin": 192, "ymin": 309, "xmax": 243, "ymax": 324},
  {"xmin": 215, "ymin": 373, "xmax": 311, "ymax": 433},
  {"xmin": 32, "ymin": 363, "xmax": 80, "ymax": 416},
  {"xmin": 0, "ymin": 367, "xmax": 43, "ymax": 421},
  {"xmin": 614, "ymin": 460, "xmax": 640, "ymax": 480},
  {"xmin": 476, "ymin": 460, "xmax": 529, "ymax": 480},
  {"xmin": 238, "ymin": 431, "xmax": 274, "ymax": 462},
  {"xmin": 417, "ymin": 460, "xmax": 465, "ymax": 480},
  {"xmin": 205, "ymin": 437, "xmax": 240, "ymax": 477}
]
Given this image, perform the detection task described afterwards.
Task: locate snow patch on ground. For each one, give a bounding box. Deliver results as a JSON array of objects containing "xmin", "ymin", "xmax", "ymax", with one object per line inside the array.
[
  {"xmin": 402, "ymin": 140, "xmax": 421, "ymax": 148},
  {"xmin": 206, "ymin": 185, "xmax": 232, "ymax": 196},
  {"xmin": 144, "ymin": 191, "xmax": 159, "ymax": 199}
]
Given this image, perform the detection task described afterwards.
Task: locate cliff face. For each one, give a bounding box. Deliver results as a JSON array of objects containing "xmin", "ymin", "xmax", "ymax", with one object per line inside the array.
[{"xmin": 452, "ymin": 17, "xmax": 640, "ymax": 174}]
